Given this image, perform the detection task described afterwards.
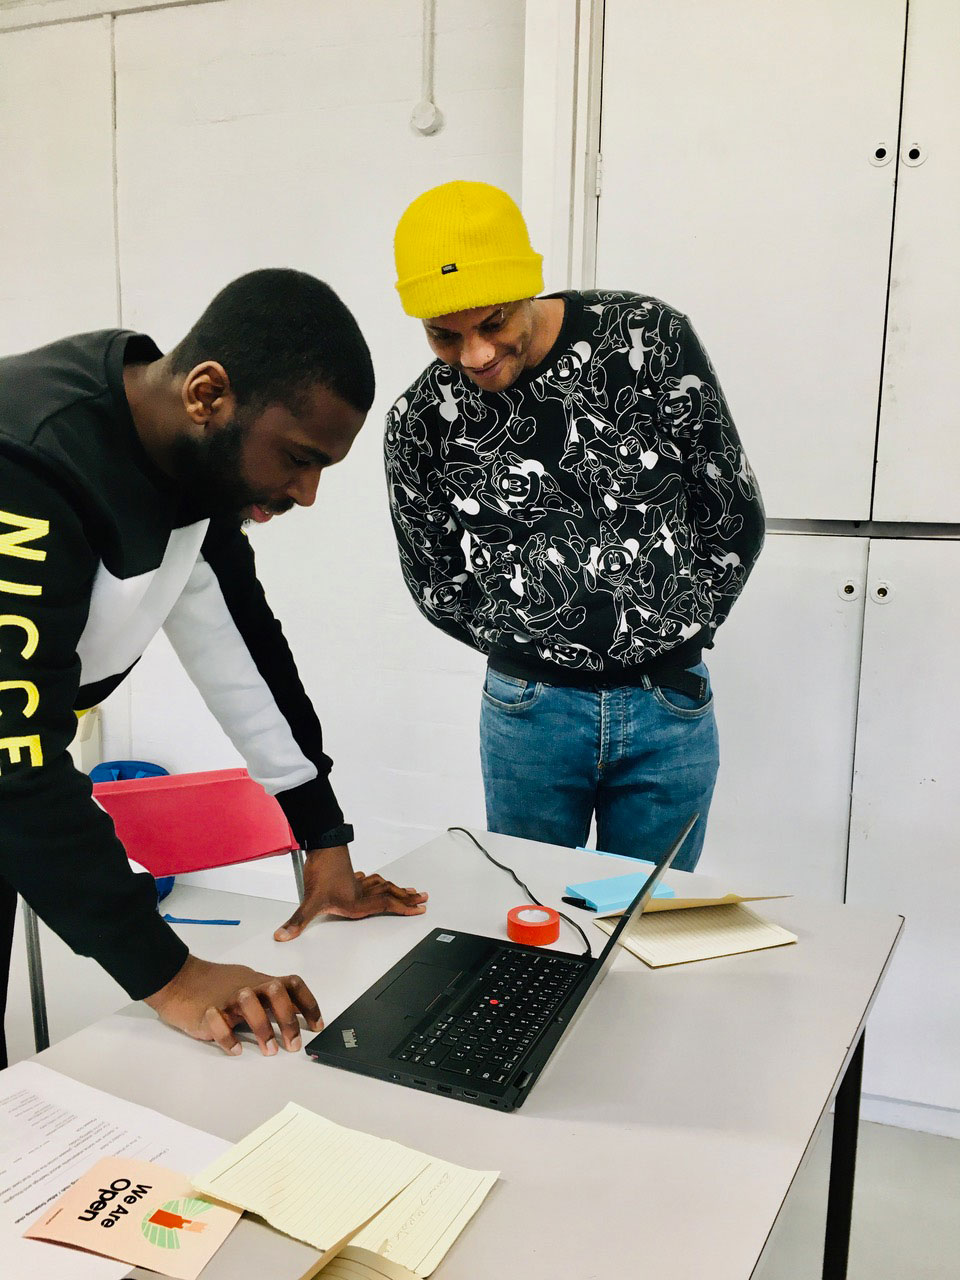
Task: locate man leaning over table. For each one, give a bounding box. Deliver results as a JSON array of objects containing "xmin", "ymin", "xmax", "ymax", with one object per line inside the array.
[{"xmin": 0, "ymin": 268, "xmax": 427, "ymax": 1070}]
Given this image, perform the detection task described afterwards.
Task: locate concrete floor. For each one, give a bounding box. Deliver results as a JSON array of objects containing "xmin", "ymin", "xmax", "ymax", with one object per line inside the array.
[
  {"xmin": 754, "ymin": 1115, "xmax": 960, "ymax": 1279},
  {"xmin": 6, "ymin": 884, "xmax": 960, "ymax": 1278}
]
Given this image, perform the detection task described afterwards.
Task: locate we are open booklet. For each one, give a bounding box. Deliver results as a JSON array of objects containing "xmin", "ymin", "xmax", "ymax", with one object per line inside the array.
[
  {"xmin": 192, "ymin": 1103, "xmax": 498, "ymax": 1277},
  {"xmin": 25, "ymin": 1158, "xmax": 240, "ymax": 1280},
  {"xmin": 1, "ymin": 1061, "xmax": 230, "ymax": 1280}
]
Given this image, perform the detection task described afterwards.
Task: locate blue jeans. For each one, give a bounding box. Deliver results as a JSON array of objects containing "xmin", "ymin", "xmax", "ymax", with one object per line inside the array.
[{"xmin": 479, "ymin": 664, "xmax": 719, "ymax": 871}]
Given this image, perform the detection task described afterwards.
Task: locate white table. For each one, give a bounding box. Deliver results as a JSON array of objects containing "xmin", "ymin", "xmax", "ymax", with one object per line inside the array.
[{"xmin": 32, "ymin": 830, "xmax": 902, "ymax": 1280}]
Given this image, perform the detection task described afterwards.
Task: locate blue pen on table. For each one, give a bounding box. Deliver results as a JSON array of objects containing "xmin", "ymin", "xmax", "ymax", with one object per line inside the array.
[{"xmin": 161, "ymin": 914, "xmax": 240, "ymax": 926}]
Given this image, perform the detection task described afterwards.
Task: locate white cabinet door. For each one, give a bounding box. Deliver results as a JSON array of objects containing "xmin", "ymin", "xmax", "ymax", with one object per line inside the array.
[
  {"xmin": 595, "ymin": 0, "xmax": 905, "ymax": 520},
  {"xmin": 873, "ymin": 1, "xmax": 960, "ymax": 521},
  {"xmin": 699, "ymin": 533, "xmax": 867, "ymax": 903},
  {"xmin": 846, "ymin": 539, "xmax": 960, "ymax": 1111},
  {"xmin": 0, "ymin": 19, "xmax": 117, "ymax": 354}
]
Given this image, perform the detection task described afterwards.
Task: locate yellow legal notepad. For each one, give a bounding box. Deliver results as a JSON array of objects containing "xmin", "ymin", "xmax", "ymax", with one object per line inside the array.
[
  {"xmin": 595, "ymin": 901, "xmax": 798, "ymax": 967},
  {"xmin": 310, "ymin": 1246, "xmax": 420, "ymax": 1279},
  {"xmin": 193, "ymin": 1103, "xmax": 498, "ymax": 1277}
]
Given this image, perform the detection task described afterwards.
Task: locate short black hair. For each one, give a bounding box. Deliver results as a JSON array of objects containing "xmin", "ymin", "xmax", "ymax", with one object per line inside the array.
[{"xmin": 169, "ymin": 268, "xmax": 375, "ymax": 414}]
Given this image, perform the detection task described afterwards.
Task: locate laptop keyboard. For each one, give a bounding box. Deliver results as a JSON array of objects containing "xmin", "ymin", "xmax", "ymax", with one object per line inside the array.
[{"xmin": 392, "ymin": 950, "xmax": 585, "ymax": 1085}]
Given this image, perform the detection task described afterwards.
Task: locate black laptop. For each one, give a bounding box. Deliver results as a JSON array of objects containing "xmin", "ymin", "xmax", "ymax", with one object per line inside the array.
[{"xmin": 305, "ymin": 815, "xmax": 697, "ymax": 1110}]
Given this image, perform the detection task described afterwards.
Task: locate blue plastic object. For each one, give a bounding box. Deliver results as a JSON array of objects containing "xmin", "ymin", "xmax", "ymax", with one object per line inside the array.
[
  {"xmin": 577, "ymin": 843, "xmax": 656, "ymax": 863},
  {"xmin": 91, "ymin": 759, "xmax": 175, "ymax": 903},
  {"xmin": 89, "ymin": 759, "xmax": 170, "ymax": 783},
  {"xmin": 162, "ymin": 914, "xmax": 240, "ymax": 926},
  {"xmin": 565, "ymin": 866, "xmax": 675, "ymax": 913},
  {"xmin": 155, "ymin": 876, "xmax": 175, "ymax": 902}
]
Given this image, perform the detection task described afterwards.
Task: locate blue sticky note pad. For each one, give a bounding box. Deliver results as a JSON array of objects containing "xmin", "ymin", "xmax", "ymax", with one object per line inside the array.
[{"xmin": 565, "ymin": 864, "xmax": 675, "ymax": 913}]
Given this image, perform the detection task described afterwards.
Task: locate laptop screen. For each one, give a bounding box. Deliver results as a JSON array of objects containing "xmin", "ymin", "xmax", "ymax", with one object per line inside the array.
[{"xmin": 579, "ymin": 812, "xmax": 698, "ymax": 986}]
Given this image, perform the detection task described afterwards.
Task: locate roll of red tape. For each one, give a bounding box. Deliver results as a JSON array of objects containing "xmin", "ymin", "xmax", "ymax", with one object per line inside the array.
[{"xmin": 507, "ymin": 904, "xmax": 560, "ymax": 946}]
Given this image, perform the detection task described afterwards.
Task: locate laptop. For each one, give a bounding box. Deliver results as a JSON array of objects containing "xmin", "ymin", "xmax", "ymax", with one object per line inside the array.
[{"xmin": 305, "ymin": 814, "xmax": 697, "ymax": 1110}]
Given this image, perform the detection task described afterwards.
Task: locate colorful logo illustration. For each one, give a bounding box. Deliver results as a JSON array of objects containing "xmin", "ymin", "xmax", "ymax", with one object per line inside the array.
[{"xmin": 141, "ymin": 1196, "xmax": 211, "ymax": 1250}]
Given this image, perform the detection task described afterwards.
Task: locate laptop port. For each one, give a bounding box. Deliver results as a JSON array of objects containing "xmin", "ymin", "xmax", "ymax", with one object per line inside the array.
[
  {"xmin": 462, "ymin": 1089, "xmax": 479, "ymax": 1099},
  {"xmin": 437, "ymin": 1084, "xmax": 452, "ymax": 1094},
  {"xmin": 413, "ymin": 1078, "xmax": 428, "ymax": 1086}
]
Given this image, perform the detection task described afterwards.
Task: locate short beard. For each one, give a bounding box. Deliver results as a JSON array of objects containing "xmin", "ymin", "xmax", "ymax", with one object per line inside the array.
[{"xmin": 170, "ymin": 414, "xmax": 263, "ymax": 519}]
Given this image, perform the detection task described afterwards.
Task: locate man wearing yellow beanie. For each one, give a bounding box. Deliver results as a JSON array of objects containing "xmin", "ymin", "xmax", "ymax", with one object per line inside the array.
[{"xmin": 387, "ymin": 180, "xmax": 764, "ymax": 869}]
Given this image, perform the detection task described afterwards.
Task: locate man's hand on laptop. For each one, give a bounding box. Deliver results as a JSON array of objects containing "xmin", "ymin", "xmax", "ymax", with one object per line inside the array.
[
  {"xmin": 144, "ymin": 955, "xmax": 323, "ymax": 1056},
  {"xmin": 273, "ymin": 844, "xmax": 428, "ymax": 942}
]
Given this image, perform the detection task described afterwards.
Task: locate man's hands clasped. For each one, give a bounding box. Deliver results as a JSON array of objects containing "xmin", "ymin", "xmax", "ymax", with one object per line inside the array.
[{"xmin": 146, "ymin": 845, "xmax": 428, "ymax": 1056}]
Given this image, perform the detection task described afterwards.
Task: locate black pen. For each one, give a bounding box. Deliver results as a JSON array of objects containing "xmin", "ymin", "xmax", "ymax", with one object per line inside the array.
[{"xmin": 561, "ymin": 895, "xmax": 593, "ymax": 910}]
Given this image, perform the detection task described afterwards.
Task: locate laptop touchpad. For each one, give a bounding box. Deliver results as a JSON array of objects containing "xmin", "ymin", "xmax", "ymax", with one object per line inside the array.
[{"xmin": 377, "ymin": 962, "xmax": 460, "ymax": 1008}]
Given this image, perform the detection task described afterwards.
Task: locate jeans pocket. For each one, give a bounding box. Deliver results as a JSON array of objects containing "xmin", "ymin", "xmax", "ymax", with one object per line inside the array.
[
  {"xmin": 482, "ymin": 668, "xmax": 542, "ymax": 711},
  {"xmin": 650, "ymin": 664, "xmax": 715, "ymax": 718}
]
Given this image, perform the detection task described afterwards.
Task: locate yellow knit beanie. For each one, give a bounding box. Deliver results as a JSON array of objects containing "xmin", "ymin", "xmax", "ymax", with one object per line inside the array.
[{"xmin": 394, "ymin": 181, "xmax": 544, "ymax": 319}]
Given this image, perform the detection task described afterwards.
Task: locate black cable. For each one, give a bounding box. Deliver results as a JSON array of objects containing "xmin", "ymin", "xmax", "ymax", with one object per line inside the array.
[{"xmin": 447, "ymin": 826, "xmax": 593, "ymax": 957}]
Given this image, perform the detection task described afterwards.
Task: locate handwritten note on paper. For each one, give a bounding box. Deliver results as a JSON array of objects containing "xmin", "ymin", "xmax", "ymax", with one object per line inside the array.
[
  {"xmin": 192, "ymin": 1104, "xmax": 428, "ymax": 1252},
  {"xmin": 596, "ymin": 902, "xmax": 798, "ymax": 967},
  {"xmin": 25, "ymin": 1158, "xmax": 240, "ymax": 1280},
  {"xmin": 352, "ymin": 1157, "xmax": 499, "ymax": 1276},
  {"xmin": 308, "ymin": 1245, "xmax": 420, "ymax": 1280},
  {"xmin": 194, "ymin": 1104, "xmax": 499, "ymax": 1278}
]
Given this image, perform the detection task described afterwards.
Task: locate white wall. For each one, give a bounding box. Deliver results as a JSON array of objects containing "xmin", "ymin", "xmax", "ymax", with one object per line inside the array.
[
  {"xmin": 0, "ymin": 0, "xmax": 525, "ymax": 896},
  {"xmin": 0, "ymin": 17, "xmax": 117, "ymax": 350},
  {"xmin": 95, "ymin": 0, "xmax": 526, "ymax": 893}
]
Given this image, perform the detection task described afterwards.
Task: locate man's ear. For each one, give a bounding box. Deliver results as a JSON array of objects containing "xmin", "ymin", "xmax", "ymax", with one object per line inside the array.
[{"xmin": 181, "ymin": 361, "xmax": 236, "ymax": 431}]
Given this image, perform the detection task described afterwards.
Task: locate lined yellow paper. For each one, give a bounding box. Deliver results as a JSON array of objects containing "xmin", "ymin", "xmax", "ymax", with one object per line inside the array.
[
  {"xmin": 594, "ymin": 892, "xmax": 791, "ymax": 919},
  {"xmin": 309, "ymin": 1246, "xmax": 420, "ymax": 1280},
  {"xmin": 193, "ymin": 1104, "xmax": 499, "ymax": 1277},
  {"xmin": 352, "ymin": 1158, "xmax": 499, "ymax": 1276},
  {"xmin": 596, "ymin": 902, "xmax": 798, "ymax": 967},
  {"xmin": 192, "ymin": 1104, "xmax": 428, "ymax": 1251}
]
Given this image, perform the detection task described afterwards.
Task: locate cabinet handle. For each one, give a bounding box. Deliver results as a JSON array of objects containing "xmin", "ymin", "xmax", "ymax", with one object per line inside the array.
[
  {"xmin": 870, "ymin": 580, "xmax": 892, "ymax": 603},
  {"xmin": 869, "ymin": 144, "xmax": 893, "ymax": 167},
  {"xmin": 838, "ymin": 579, "xmax": 862, "ymax": 600},
  {"xmin": 901, "ymin": 142, "xmax": 926, "ymax": 167}
]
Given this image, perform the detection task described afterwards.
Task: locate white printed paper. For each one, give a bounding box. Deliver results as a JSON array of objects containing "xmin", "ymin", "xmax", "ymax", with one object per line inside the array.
[{"xmin": 0, "ymin": 1061, "xmax": 229, "ymax": 1280}]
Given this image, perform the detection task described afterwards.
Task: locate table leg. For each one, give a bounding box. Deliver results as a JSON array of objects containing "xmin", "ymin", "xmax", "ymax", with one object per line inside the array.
[
  {"xmin": 290, "ymin": 849, "xmax": 306, "ymax": 903},
  {"xmin": 822, "ymin": 1029, "xmax": 865, "ymax": 1280}
]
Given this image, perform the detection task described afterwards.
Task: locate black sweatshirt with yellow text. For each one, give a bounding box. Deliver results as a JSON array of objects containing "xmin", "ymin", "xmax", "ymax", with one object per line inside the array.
[{"xmin": 0, "ymin": 331, "xmax": 345, "ymax": 998}]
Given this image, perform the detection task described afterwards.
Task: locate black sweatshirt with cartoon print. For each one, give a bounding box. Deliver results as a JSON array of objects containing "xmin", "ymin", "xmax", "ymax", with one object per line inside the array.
[
  {"xmin": 386, "ymin": 291, "xmax": 765, "ymax": 686},
  {"xmin": 0, "ymin": 330, "xmax": 347, "ymax": 1000}
]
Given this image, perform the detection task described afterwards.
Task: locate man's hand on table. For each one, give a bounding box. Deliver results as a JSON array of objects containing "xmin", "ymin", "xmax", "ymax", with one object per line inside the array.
[
  {"xmin": 273, "ymin": 844, "xmax": 428, "ymax": 942},
  {"xmin": 144, "ymin": 955, "xmax": 322, "ymax": 1057},
  {"xmin": 144, "ymin": 848, "xmax": 426, "ymax": 1055}
]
